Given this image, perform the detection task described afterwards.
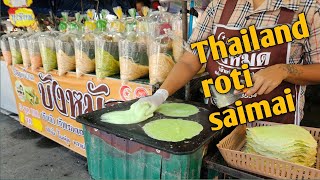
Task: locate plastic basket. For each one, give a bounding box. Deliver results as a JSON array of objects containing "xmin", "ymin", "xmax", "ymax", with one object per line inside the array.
[{"xmin": 217, "ymin": 121, "xmax": 320, "ymax": 179}]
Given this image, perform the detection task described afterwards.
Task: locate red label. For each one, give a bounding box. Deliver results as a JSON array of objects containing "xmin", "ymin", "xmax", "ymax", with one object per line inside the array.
[
  {"xmin": 120, "ymin": 85, "xmax": 132, "ymax": 101},
  {"xmin": 134, "ymin": 87, "xmax": 148, "ymax": 98}
]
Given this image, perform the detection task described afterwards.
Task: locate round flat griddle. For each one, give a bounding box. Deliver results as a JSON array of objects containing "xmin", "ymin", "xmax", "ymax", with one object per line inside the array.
[{"xmin": 76, "ymin": 98, "xmax": 220, "ymax": 155}]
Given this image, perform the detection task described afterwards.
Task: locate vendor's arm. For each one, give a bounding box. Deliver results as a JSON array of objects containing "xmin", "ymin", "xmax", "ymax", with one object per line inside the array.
[
  {"xmin": 282, "ymin": 64, "xmax": 320, "ymax": 85},
  {"xmin": 159, "ymin": 52, "xmax": 202, "ymax": 95},
  {"xmin": 246, "ymin": 7, "xmax": 320, "ymax": 96},
  {"xmin": 246, "ymin": 64, "xmax": 320, "ymax": 96}
]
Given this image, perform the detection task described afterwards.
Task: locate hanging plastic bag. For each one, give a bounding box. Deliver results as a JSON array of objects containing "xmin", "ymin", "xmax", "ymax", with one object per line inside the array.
[
  {"xmin": 119, "ymin": 21, "xmax": 149, "ymax": 81},
  {"xmin": 75, "ymin": 32, "xmax": 96, "ymax": 77},
  {"xmin": 28, "ymin": 32, "xmax": 43, "ymax": 71},
  {"xmin": 96, "ymin": 9, "xmax": 109, "ymax": 32},
  {"xmin": 8, "ymin": 32, "xmax": 24, "ymax": 65},
  {"xmin": 0, "ymin": 34, "xmax": 12, "ymax": 65},
  {"xmin": 170, "ymin": 14, "xmax": 206, "ymax": 75},
  {"xmin": 149, "ymin": 35, "xmax": 175, "ymax": 85},
  {"xmin": 55, "ymin": 32, "xmax": 77, "ymax": 76},
  {"xmin": 147, "ymin": 8, "xmax": 172, "ymax": 59},
  {"xmin": 19, "ymin": 32, "xmax": 33, "ymax": 68},
  {"xmin": 94, "ymin": 8, "xmax": 124, "ymax": 79},
  {"xmin": 171, "ymin": 14, "xmax": 183, "ymax": 63},
  {"xmin": 95, "ymin": 32, "xmax": 121, "ymax": 79},
  {"xmin": 38, "ymin": 31, "xmax": 60, "ymax": 73}
]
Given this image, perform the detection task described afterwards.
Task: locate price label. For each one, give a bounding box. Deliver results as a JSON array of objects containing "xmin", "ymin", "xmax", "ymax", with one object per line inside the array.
[
  {"xmin": 26, "ymin": 117, "xmax": 32, "ymax": 126},
  {"xmin": 12, "ymin": 0, "xmax": 27, "ymax": 7},
  {"xmin": 8, "ymin": 8, "xmax": 36, "ymax": 27},
  {"xmin": 3, "ymin": 0, "xmax": 33, "ymax": 7}
]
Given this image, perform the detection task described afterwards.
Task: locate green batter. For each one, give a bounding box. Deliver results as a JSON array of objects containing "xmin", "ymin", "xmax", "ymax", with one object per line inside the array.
[
  {"xmin": 101, "ymin": 102, "xmax": 157, "ymax": 124},
  {"xmin": 143, "ymin": 119, "xmax": 203, "ymax": 142},
  {"xmin": 156, "ymin": 103, "xmax": 199, "ymax": 117}
]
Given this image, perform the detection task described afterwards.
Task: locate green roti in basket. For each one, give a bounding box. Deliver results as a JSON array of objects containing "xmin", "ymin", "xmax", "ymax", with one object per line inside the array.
[{"xmin": 244, "ymin": 124, "xmax": 317, "ymax": 167}]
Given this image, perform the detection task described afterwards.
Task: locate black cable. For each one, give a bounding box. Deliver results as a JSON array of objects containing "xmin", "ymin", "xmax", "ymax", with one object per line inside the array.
[{"xmin": 180, "ymin": 7, "xmax": 198, "ymax": 18}]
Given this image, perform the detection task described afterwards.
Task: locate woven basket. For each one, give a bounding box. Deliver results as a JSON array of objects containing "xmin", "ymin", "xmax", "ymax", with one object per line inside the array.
[{"xmin": 217, "ymin": 121, "xmax": 320, "ymax": 179}]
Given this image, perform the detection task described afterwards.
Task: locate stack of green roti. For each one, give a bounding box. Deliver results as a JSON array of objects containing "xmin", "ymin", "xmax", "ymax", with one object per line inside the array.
[{"xmin": 245, "ymin": 124, "xmax": 317, "ymax": 167}]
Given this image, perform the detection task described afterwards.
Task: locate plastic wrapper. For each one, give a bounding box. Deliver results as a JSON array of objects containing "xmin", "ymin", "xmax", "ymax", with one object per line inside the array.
[
  {"xmin": 27, "ymin": 32, "xmax": 43, "ymax": 71},
  {"xmin": 8, "ymin": 32, "xmax": 24, "ymax": 65},
  {"xmin": 149, "ymin": 36, "xmax": 175, "ymax": 85},
  {"xmin": 84, "ymin": 9, "xmax": 97, "ymax": 32},
  {"xmin": 137, "ymin": 17, "xmax": 148, "ymax": 32},
  {"xmin": 0, "ymin": 34, "xmax": 12, "ymax": 65},
  {"xmin": 125, "ymin": 8, "xmax": 137, "ymax": 32},
  {"xmin": 75, "ymin": 33, "xmax": 96, "ymax": 77},
  {"xmin": 96, "ymin": 9, "xmax": 109, "ymax": 32},
  {"xmin": 147, "ymin": 10, "xmax": 172, "ymax": 58},
  {"xmin": 170, "ymin": 14, "xmax": 206, "ymax": 75},
  {"xmin": 110, "ymin": 19, "xmax": 125, "ymax": 33},
  {"xmin": 148, "ymin": 11, "xmax": 172, "ymax": 38},
  {"xmin": 55, "ymin": 32, "xmax": 77, "ymax": 76},
  {"xmin": 58, "ymin": 12, "xmax": 69, "ymax": 32},
  {"xmin": 119, "ymin": 33, "xmax": 149, "ymax": 81},
  {"xmin": 95, "ymin": 33, "xmax": 121, "ymax": 79},
  {"xmin": 171, "ymin": 14, "xmax": 183, "ymax": 63},
  {"xmin": 39, "ymin": 31, "xmax": 60, "ymax": 73},
  {"xmin": 69, "ymin": 12, "xmax": 84, "ymax": 32},
  {"xmin": 19, "ymin": 32, "xmax": 33, "ymax": 68},
  {"xmin": 136, "ymin": 17, "xmax": 149, "ymax": 43}
]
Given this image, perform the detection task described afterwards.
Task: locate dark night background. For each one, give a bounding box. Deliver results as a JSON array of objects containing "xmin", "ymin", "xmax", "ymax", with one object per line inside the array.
[{"xmin": 1, "ymin": 0, "xmax": 116, "ymax": 17}]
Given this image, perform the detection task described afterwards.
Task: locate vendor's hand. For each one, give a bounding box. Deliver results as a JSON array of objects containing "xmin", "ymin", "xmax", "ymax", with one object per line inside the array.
[
  {"xmin": 137, "ymin": 89, "xmax": 169, "ymax": 114},
  {"xmin": 246, "ymin": 64, "xmax": 288, "ymax": 96}
]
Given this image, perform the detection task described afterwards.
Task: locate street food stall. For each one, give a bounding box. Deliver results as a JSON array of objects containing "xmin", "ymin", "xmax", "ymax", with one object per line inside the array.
[
  {"xmin": 1, "ymin": 0, "xmax": 210, "ymax": 167},
  {"xmin": 1, "ymin": 0, "xmax": 320, "ymax": 179}
]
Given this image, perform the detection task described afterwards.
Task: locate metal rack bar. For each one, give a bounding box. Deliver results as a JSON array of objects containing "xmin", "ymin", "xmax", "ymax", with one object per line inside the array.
[
  {"xmin": 181, "ymin": 1, "xmax": 190, "ymax": 100},
  {"xmin": 181, "ymin": 1, "xmax": 188, "ymax": 42}
]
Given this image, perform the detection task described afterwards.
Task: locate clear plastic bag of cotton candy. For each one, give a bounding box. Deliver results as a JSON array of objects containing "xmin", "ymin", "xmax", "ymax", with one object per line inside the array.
[
  {"xmin": 55, "ymin": 32, "xmax": 78, "ymax": 76},
  {"xmin": 119, "ymin": 19, "xmax": 149, "ymax": 82},
  {"xmin": 38, "ymin": 31, "xmax": 60, "ymax": 73}
]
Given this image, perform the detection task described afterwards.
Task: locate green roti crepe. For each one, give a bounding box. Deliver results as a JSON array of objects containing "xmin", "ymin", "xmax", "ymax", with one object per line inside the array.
[
  {"xmin": 143, "ymin": 119, "xmax": 203, "ymax": 142},
  {"xmin": 101, "ymin": 102, "xmax": 157, "ymax": 124},
  {"xmin": 156, "ymin": 103, "xmax": 199, "ymax": 117}
]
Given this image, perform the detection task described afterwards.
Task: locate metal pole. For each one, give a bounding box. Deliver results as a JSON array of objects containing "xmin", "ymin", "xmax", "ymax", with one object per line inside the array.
[
  {"xmin": 181, "ymin": 1, "xmax": 188, "ymax": 41},
  {"xmin": 181, "ymin": 1, "xmax": 191, "ymax": 101},
  {"xmin": 188, "ymin": 0, "xmax": 195, "ymax": 38}
]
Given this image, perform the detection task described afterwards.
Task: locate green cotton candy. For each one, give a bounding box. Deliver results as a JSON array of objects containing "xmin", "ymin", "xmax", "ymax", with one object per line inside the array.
[
  {"xmin": 41, "ymin": 48, "xmax": 57, "ymax": 72},
  {"xmin": 59, "ymin": 22, "xmax": 68, "ymax": 32},
  {"xmin": 143, "ymin": 119, "xmax": 203, "ymax": 142},
  {"xmin": 96, "ymin": 48, "xmax": 120, "ymax": 78},
  {"xmin": 96, "ymin": 20, "xmax": 107, "ymax": 31},
  {"xmin": 101, "ymin": 101, "xmax": 157, "ymax": 124},
  {"xmin": 11, "ymin": 49, "xmax": 23, "ymax": 64}
]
